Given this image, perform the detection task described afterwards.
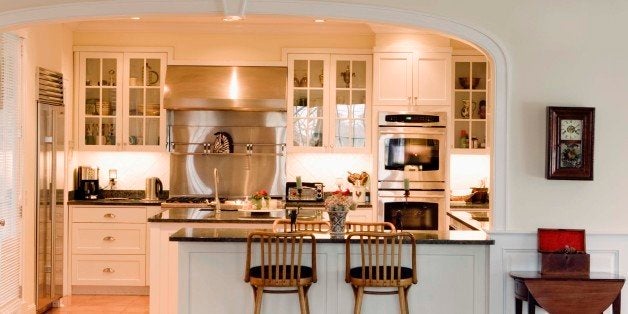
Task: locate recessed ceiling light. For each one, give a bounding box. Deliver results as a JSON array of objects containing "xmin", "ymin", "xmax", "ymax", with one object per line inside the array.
[
  {"xmin": 131, "ymin": 17, "xmax": 141, "ymax": 20},
  {"xmin": 223, "ymin": 15, "xmax": 244, "ymax": 22},
  {"xmin": 314, "ymin": 19, "xmax": 326, "ymax": 23}
]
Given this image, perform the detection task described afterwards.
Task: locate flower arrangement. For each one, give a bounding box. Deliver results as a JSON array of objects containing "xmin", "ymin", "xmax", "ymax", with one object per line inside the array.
[
  {"xmin": 324, "ymin": 189, "xmax": 356, "ymax": 211},
  {"xmin": 251, "ymin": 189, "xmax": 269, "ymax": 200}
]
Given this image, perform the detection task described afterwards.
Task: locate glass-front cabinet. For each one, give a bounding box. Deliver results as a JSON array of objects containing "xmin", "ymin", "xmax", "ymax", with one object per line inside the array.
[
  {"xmin": 452, "ymin": 56, "xmax": 489, "ymax": 151},
  {"xmin": 287, "ymin": 53, "xmax": 371, "ymax": 153},
  {"xmin": 77, "ymin": 51, "xmax": 166, "ymax": 151}
]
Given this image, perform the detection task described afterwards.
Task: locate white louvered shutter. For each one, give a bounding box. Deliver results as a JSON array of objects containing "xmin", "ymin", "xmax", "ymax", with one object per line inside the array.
[{"xmin": 0, "ymin": 33, "xmax": 23, "ymax": 313}]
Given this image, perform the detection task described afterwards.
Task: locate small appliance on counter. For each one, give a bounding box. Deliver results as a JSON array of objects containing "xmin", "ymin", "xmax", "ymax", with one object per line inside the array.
[
  {"xmin": 76, "ymin": 166, "xmax": 99, "ymax": 199},
  {"xmin": 145, "ymin": 177, "xmax": 163, "ymax": 200},
  {"xmin": 285, "ymin": 182, "xmax": 324, "ymax": 202}
]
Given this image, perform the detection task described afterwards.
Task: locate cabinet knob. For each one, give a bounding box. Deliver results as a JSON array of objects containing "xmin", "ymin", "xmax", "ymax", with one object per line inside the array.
[
  {"xmin": 0, "ymin": 219, "xmax": 4, "ymax": 227},
  {"xmin": 103, "ymin": 236, "xmax": 116, "ymax": 241},
  {"xmin": 103, "ymin": 213, "xmax": 116, "ymax": 218},
  {"xmin": 102, "ymin": 267, "xmax": 115, "ymax": 273},
  {"xmin": 414, "ymin": 96, "xmax": 418, "ymax": 106},
  {"xmin": 407, "ymin": 96, "xmax": 412, "ymax": 105}
]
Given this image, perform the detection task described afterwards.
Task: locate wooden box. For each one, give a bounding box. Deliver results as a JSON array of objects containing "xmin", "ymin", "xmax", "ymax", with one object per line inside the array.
[{"xmin": 537, "ymin": 228, "xmax": 590, "ymax": 276}]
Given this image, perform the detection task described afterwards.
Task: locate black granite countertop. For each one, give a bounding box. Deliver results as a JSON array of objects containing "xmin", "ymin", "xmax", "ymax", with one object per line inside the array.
[
  {"xmin": 68, "ymin": 198, "xmax": 163, "ymax": 206},
  {"xmin": 285, "ymin": 201, "xmax": 372, "ymax": 209},
  {"xmin": 169, "ymin": 227, "xmax": 495, "ymax": 245},
  {"xmin": 148, "ymin": 208, "xmax": 280, "ymax": 224}
]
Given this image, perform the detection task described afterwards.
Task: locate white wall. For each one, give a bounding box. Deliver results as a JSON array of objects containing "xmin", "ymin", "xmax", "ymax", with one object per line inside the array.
[{"xmin": 16, "ymin": 23, "xmax": 73, "ymax": 313}]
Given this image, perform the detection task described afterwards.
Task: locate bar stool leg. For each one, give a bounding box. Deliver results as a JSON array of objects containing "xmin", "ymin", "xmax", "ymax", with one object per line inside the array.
[
  {"xmin": 254, "ymin": 286, "xmax": 263, "ymax": 314},
  {"xmin": 354, "ymin": 286, "xmax": 364, "ymax": 314},
  {"xmin": 398, "ymin": 287, "xmax": 408, "ymax": 314},
  {"xmin": 297, "ymin": 286, "xmax": 309, "ymax": 314}
]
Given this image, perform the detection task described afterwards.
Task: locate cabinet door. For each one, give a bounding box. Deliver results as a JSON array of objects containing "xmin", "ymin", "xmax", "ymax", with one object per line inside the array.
[
  {"xmin": 78, "ymin": 52, "xmax": 123, "ymax": 150},
  {"xmin": 287, "ymin": 54, "xmax": 330, "ymax": 152},
  {"xmin": 330, "ymin": 54, "xmax": 372, "ymax": 153},
  {"xmin": 452, "ymin": 56, "xmax": 488, "ymax": 151},
  {"xmin": 414, "ymin": 52, "xmax": 451, "ymax": 106},
  {"xmin": 372, "ymin": 52, "xmax": 413, "ymax": 106},
  {"xmin": 123, "ymin": 53, "xmax": 167, "ymax": 151}
]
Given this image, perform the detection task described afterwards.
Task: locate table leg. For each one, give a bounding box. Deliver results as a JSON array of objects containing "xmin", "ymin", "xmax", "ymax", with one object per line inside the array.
[
  {"xmin": 515, "ymin": 298, "xmax": 522, "ymax": 314},
  {"xmin": 527, "ymin": 293, "xmax": 536, "ymax": 314},
  {"xmin": 613, "ymin": 291, "xmax": 621, "ymax": 314}
]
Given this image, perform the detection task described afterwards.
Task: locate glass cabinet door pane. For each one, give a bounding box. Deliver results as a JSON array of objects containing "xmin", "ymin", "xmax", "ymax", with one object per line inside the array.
[
  {"xmin": 336, "ymin": 60, "xmax": 350, "ymax": 88},
  {"xmin": 102, "ymin": 88, "xmax": 117, "ymax": 116},
  {"xmin": 472, "ymin": 62, "xmax": 487, "ymax": 90},
  {"xmin": 129, "ymin": 58, "xmax": 144, "ymax": 87},
  {"xmin": 128, "ymin": 118, "xmax": 143, "ymax": 145},
  {"xmin": 351, "ymin": 90, "xmax": 366, "ymax": 118},
  {"xmin": 85, "ymin": 88, "xmax": 100, "ymax": 115},
  {"xmin": 455, "ymin": 62, "xmax": 471, "ymax": 90},
  {"xmin": 293, "ymin": 60, "xmax": 307, "ymax": 87},
  {"xmin": 293, "ymin": 119, "xmax": 306, "ymax": 146},
  {"xmin": 471, "ymin": 121, "xmax": 486, "ymax": 148},
  {"xmin": 336, "ymin": 120, "xmax": 350, "ymax": 147},
  {"xmin": 471, "ymin": 92, "xmax": 486, "ymax": 119},
  {"xmin": 129, "ymin": 88, "xmax": 144, "ymax": 116},
  {"xmin": 293, "ymin": 89, "xmax": 307, "ymax": 117},
  {"xmin": 352, "ymin": 60, "xmax": 366, "ymax": 88},
  {"xmin": 310, "ymin": 119, "xmax": 323, "ymax": 147},
  {"xmin": 454, "ymin": 92, "xmax": 470, "ymax": 120},
  {"xmin": 102, "ymin": 59, "xmax": 117, "ymax": 87},
  {"xmin": 146, "ymin": 59, "xmax": 161, "ymax": 86},
  {"xmin": 310, "ymin": 60, "xmax": 324, "ymax": 88},
  {"xmin": 309, "ymin": 89, "xmax": 324, "ymax": 118},
  {"xmin": 145, "ymin": 118, "xmax": 160, "ymax": 145},
  {"xmin": 336, "ymin": 90, "xmax": 350, "ymax": 118},
  {"xmin": 85, "ymin": 118, "xmax": 99, "ymax": 145},
  {"xmin": 101, "ymin": 117, "xmax": 116, "ymax": 145},
  {"xmin": 454, "ymin": 121, "xmax": 469, "ymax": 149},
  {"xmin": 146, "ymin": 89, "xmax": 160, "ymax": 116},
  {"xmin": 353, "ymin": 120, "xmax": 365, "ymax": 147},
  {"xmin": 85, "ymin": 59, "xmax": 100, "ymax": 87}
]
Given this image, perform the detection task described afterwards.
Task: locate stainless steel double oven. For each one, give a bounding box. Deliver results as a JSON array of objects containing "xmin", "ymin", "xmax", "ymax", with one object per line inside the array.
[{"xmin": 377, "ymin": 111, "xmax": 447, "ymax": 232}]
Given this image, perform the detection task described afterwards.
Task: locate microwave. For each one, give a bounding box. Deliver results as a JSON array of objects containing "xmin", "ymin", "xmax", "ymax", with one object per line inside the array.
[{"xmin": 285, "ymin": 182, "xmax": 324, "ymax": 202}]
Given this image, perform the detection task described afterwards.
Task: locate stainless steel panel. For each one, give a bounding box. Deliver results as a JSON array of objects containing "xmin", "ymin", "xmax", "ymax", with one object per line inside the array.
[
  {"xmin": 168, "ymin": 111, "xmax": 286, "ymax": 198},
  {"xmin": 164, "ymin": 66, "xmax": 287, "ymax": 111}
]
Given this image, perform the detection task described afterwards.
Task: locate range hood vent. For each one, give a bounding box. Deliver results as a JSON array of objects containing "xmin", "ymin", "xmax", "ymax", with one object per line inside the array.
[{"xmin": 164, "ymin": 65, "xmax": 287, "ymax": 111}]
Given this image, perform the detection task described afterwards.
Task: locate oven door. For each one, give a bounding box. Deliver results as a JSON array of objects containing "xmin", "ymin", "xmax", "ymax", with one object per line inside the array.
[
  {"xmin": 378, "ymin": 126, "xmax": 445, "ymax": 182},
  {"xmin": 378, "ymin": 190, "xmax": 445, "ymax": 231}
]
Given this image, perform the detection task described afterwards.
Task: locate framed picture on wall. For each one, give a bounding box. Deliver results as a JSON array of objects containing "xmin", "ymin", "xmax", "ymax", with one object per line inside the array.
[{"xmin": 546, "ymin": 106, "xmax": 595, "ymax": 180}]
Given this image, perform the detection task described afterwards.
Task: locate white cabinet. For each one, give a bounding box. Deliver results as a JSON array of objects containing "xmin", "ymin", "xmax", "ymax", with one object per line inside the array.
[
  {"xmin": 373, "ymin": 51, "xmax": 451, "ymax": 107},
  {"xmin": 70, "ymin": 205, "xmax": 160, "ymax": 290},
  {"xmin": 77, "ymin": 51, "xmax": 167, "ymax": 151},
  {"xmin": 451, "ymin": 56, "xmax": 489, "ymax": 151},
  {"xmin": 287, "ymin": 53, "xmax": 372, "ymax": 153}
]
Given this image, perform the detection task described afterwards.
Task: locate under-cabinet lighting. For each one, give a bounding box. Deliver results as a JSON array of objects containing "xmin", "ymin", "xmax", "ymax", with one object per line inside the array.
[
  {"xmin": 130, "ymin": 17, "xmax": 141, "ymax": 20},
  {"xmin": 223, "ymin": 15, "xmax": 243, "ymax": 22},
  {"xmin": 314, "ymin": 19, "xmax": 326, "ymax": 23}
]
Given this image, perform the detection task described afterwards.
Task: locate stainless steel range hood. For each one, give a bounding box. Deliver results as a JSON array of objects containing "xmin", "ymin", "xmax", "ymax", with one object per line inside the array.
[{"xmin": 164, "ymin": 65, "xmax": 287, "ymax": 111}]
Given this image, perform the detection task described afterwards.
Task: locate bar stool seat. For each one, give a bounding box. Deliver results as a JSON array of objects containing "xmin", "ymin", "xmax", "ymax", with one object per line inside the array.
[
  {"xmin": 249, "ymin": 265, "xmax": 314, "ymax": 283},
  {"xmin": 348, "ymin": 266, "xmax": 414, "ymax": 282}
]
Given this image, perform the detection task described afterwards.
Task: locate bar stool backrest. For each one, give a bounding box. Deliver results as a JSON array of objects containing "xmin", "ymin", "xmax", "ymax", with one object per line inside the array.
[
  {"xmin": 272, "ymin": 219, "xmax": 330, "ymax": 233},
  {"xmin": 345, "ymin": 221, "xmax": 397, "ymax": 233}
]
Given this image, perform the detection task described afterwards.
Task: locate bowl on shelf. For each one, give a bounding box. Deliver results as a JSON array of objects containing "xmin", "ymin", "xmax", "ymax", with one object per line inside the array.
[{"xmin": 458, "ymin": 77, "xmax": 481, "ymax": 89}]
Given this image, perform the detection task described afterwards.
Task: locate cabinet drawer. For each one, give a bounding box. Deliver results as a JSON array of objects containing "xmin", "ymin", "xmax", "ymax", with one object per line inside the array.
[
  {"xmin": 72, "ymin": 223, "xmax": 146, "ymax": 255},
  {"xmin": 72, "ymin": 254, "xmax": 145, "ymax": 286},
  {"xmin": 72, "ymin": 206, "xmax": 146, "ymax": 223}
]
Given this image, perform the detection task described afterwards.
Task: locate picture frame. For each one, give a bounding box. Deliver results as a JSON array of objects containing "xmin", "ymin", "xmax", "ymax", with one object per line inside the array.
[{"xmin": 546, "ymin": 106, "xmax": 595, "ymax": 180}]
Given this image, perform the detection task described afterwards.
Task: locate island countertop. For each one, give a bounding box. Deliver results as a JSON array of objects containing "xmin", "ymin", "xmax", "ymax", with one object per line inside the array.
[{"xmin": 168, "ymin": 227, "xmax": 494, "ymax": 245}]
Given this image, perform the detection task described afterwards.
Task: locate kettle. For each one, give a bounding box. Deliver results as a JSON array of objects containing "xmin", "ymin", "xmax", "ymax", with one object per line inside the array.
[{"xmin": 145, "ymin": 177, "xmax": 163, "ymax": 200}]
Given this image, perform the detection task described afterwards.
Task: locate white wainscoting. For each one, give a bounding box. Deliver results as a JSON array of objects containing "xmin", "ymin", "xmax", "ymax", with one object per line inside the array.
[{"xmin": 490, "ymin": 231, "xmax": 628, "ymax": 314}]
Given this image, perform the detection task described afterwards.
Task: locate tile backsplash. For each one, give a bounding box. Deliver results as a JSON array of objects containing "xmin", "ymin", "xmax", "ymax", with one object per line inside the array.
[
  {"xmin": 73, "ymin": 151, "xmax": 170, "ymax": 190},
  {"xmin": 286, "ymin": 152, "xmax": 373, "ymax": 191}
]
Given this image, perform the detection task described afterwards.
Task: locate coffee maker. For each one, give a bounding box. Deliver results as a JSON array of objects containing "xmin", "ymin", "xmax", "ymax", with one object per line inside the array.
[{"xmin": 76, "ymin": 166, "xmax": 99, "ymax": 199}]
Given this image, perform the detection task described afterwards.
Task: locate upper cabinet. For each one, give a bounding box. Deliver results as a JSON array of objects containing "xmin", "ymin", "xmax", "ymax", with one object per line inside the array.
[
  {"xmin": 373, "ymin": 51, "xmax": 451, "ymax": 107},
  {"xmin": 451, "ymin": 56, "xmax": 489, "ymax": 151},
  {"xmin": 287, "ymin": 53, "xmax": 372, "ymax": 153},
  {"xmin": 77, "ymin": 51, "xmax": 167, "ymax": 151}
]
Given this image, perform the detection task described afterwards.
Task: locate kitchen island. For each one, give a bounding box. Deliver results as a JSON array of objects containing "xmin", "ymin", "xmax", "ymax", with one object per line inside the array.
[{"xmin": 161, "ymin": 225, "xmax": 492, "ymax": 314}]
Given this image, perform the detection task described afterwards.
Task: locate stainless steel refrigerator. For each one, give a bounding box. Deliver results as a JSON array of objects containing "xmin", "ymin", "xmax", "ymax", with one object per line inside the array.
[{"xmin": 36, "ymin": 67, "xmax": 65, "ymax": 313}]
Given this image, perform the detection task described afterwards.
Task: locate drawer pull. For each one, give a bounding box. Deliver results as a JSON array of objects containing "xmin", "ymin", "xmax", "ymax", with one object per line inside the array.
[
  {"xmin": 103, "ymin": 236, "xmax": 116, "ymax": 241},
  {"xmin": 103, "ymin": 213, "xmax": 116, "ymax": 218},
  {"xmin": 103, "ymin": 267, "xmax": 115, "ymax": 273}
]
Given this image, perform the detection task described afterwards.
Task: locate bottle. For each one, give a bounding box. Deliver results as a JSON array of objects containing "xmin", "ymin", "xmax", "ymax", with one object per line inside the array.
[{"xmin": 459, "ymin": 130, "xmax": 469, "ymax": 148}]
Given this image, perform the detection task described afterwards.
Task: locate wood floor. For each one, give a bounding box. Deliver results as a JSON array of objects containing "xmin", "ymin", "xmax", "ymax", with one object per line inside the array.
[{"xmin": 45, "ymin": 295, "xmax": 148, "ymax": 313}]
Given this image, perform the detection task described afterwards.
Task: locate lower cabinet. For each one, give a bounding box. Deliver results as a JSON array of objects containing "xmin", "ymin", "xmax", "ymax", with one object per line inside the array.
[{"xmin": 70, "ymin": 205, "xmax": 160, "ymax": 293}]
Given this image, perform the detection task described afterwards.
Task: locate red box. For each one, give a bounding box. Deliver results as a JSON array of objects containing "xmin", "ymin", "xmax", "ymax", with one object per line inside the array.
[
  {"xmin": 537, "ymin": 228, "xmax": 586, "ymax": 253},
  {"xmin": 537, "ymin": 228, "xmax": 589, "ymax": 276}
]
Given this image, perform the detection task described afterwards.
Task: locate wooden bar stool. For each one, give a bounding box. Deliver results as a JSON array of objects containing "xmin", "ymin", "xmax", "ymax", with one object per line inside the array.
[
  {"xmin": 245, "ymin": 231, "xmax": 317, "ymax": 314},
  {"xmin": 345, "ymin": 221, "xmax": 397, "ymax": 232},
  {"xmin": 272, "ymin": 219, "xmax": 330, "ymax": 233},
  {"xmin": 345, "ymin": 231, "xmax": 417, "ymax": 314}
]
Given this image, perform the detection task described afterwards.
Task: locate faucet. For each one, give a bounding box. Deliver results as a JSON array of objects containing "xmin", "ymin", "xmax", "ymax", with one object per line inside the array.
[{"xmin": 213, "ymin": 168, "xmax": 221, "ymax": 212}]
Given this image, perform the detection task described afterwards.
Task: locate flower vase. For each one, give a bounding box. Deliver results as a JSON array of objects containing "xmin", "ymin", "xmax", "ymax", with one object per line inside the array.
[
  {"xmin": 252, "ymin": 198, "xmax": 263, "ymax": 210},
  {"xmin": 327, "ymin": 206, "xmax": 348, "ymax": 237}
]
